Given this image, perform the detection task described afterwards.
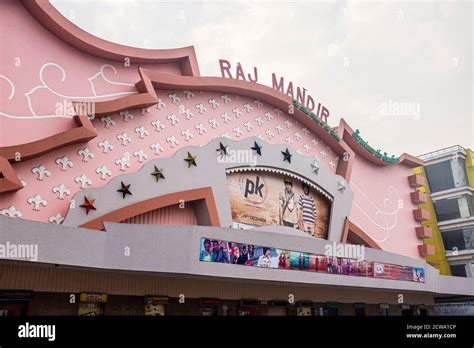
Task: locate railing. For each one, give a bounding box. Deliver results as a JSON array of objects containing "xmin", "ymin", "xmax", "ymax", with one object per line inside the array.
[{"xmin": 418, "ymin": 145, "xmax": 466, "ymax": 162}]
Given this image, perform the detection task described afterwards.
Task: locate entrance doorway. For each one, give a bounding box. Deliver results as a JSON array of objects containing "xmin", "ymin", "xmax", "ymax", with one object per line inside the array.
[{"xmin": 0, "ymin": 301, "xmax": 28, "ymax": 316}]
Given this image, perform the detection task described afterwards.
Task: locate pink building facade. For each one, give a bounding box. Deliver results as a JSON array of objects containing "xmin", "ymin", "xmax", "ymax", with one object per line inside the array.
[{"xmin": 0, "ymin": 0, "xmax": 471, "ymax": 316}]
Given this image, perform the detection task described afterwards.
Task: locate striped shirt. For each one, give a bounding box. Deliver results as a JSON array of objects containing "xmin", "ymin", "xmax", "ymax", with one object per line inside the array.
[{"xmin": 298, "ymin": 194, "xmax": 316, "ymax": 224}]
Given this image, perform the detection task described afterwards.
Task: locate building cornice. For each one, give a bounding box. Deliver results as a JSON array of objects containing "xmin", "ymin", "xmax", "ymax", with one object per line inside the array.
[
  {"xmin": 20, "ymin": 0, "xmax": 200, "ymax": 76},
  {"xmin": 438, "ymin": 217, "xmax": 474, "ymax": 231},
  {"xmin": 430, "ymin": 186, "xmax": 474, "ymax": 201}
]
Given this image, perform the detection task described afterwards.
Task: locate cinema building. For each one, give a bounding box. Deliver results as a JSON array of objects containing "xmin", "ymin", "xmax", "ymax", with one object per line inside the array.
[{"xmin": 0, "ymin": 0, "xmax": 473, "ymax": 316}]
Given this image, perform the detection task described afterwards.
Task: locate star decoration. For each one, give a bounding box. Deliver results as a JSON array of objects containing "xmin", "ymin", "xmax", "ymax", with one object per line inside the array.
[
  {"xmin": 150, "ymin": 166, "xmax": 165, "ymax": 182},
  {"xmin": 216, "ymin": 142, "xmax": 228, "ymax": 156},
  {"xmin": 184, "ymin": 152, "xmax": 197, "ymax": 167},
  {"xmin": 281, "ymin": 148, "xmax": 292, "ymax": 163},
  {"xmin": 311, "ymin": 160, "xmax": 320, "ymax": 174},
  {"xmin": 251, "ymin": 141, "xmax": 262, "ymax": 156},
  {"xmin": 80, "ymin": 196, "xmax": 96, "ymax": 215},
  {"xmin": 117, "ymin": 181, "xmax": 132, "ymax": 198}
]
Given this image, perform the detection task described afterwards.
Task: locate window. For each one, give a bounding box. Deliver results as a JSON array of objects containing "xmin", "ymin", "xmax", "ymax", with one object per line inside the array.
[
  {"xmin": 450, "ymin": 264, "xmax": 467, "ymax": 277},
  {"xmin": 433, "ymin": 195, "xmax": 473, "ymax": 222},
  {"xmin": 441, "ymin": 228, "xmax": 474, "ymax": 251},
  {"xmin": 425, "ymin": 158, "xmax": 468, "ymax": 193},
  {"xmin": 425, "ymin": 161, "xmax": 455, "ymax": 192}
]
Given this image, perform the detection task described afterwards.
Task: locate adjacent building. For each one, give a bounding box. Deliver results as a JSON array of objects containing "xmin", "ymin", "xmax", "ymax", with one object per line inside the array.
[
  {"xmin": 415, "ymin": 145, "xmax": 474, "ymax": 315},
  {"xmin": 416, "ymin": 145, "xmax": 474, "ymax": 277}
]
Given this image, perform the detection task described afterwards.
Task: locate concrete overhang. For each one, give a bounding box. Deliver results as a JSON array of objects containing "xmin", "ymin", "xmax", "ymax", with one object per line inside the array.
[{"xmin": 1, "ymin": 216, "xmax": 473, "ymax": 297}]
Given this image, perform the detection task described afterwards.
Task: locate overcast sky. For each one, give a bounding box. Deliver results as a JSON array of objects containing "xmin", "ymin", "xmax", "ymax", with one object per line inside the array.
[{"xmin": 51, "ymin": 0, "xmax": 473, "ymax": 156}]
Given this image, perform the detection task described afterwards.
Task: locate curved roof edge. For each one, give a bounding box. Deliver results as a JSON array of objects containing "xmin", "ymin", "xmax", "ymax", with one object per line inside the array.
[
  {"xmin": 20, "ymin": 0, "xmax": 200, "ymax": 76},
  {"xmin": 337, "ymin": 119, "xmax": 423, "ymax": 168},
  {"xmin": 0, "ymin": 2, "xmax": 423, "ymax": 195}
]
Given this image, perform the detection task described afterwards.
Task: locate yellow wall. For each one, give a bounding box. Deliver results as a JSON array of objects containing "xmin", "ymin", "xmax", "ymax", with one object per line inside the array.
[
  {"xmin": 466, "ymin": 149, "xmax": 474, "ymax": 188},
  {"xmin": 413, "ymin": 166, "xmax": 451, "ymax": 275},
  {"xmin": 466, "ymin": 149, "xmax": 474, "ymax": 219}
]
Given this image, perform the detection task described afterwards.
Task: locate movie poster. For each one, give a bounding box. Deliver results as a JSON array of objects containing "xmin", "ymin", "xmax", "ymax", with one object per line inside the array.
[
  {"xmin": 227, "ymin": 171, "xmax": 331, "ymax": 239},
  {"xmin": 309, "ymin": 254, "xmax": 318, "ymax": 271},
  {"xmin": 326, "ymin": 256, "xmax": 341, "ymax": 274},
  {"xmin": 413, "ymin": 267, "xmax": 425, "ymax": 282},
  {"xmin": 289, "ymin": 251, "xmax": 310, "ymax": 270},
  {"xmin": 277, "ymin": 249, "xmax": 291, "ymax": 269},
  {"xmin": 316, "ymin": 255, "xmax": 328, "ymax": 273},
  {"xmin": 357, "ymin": 260, "xmax": 370, "ymax": 277},
  {"xmin": 198, "ymin": 238, "xmax": 425, "ymax": 283},
  {"xmin": 386, "ymin": 264, "xmax": 402, "ymax": 280},
  {"xmin": 400, "ymin": 266, "xmax": 414, "ymax": 281},
  {"xmin": 199, "ymin": 239, "xmax": 230, "ymax": 263},
  {"xmin": 341, "ymin": 258, "xmax": 358, "ymax": 276}
]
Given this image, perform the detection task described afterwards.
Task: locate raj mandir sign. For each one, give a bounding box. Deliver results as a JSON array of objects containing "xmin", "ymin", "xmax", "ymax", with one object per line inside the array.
[{"xmin": 219, "ymin": 59, "xmax": 331, "ymax": 123}]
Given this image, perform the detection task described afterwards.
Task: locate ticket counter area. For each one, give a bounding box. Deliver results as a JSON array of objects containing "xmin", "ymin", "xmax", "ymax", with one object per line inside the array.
[
  {"xmin": 237, "ymin": 299, "xmax": 261, "ymax": 316},
  {"xmin": 78, "ymin": 293, "xmax": 107, "ymax": 316},
  {"xmin": 378, "ymin": 304, "xmax": 390, "ymax": 316},
  {"xmin": 0, "ymin": 291, "xmax": 32, "ymax": 316},
  {"xmin": 199, "ymin": 298, "xmax": 220, "ymax": 316},
  {"xmin": 415, "ymin": 305, "xmax": 428, "ymax": 316},
  {"xmin": 267, "ymin": 300, "xmax": 289, "ymax": 316},
  {"xmin": 144, "ymin": 296, "xmax": 168, "ymax": 316},
  {"xmin": 323, "ymin": 302, "xmax": 340, "ymax": 316},
  {"xmin": 354, "ymin": 303, "xmax": 366, "ymax": 316},
  {"xmin": 400, "ymin": 304, "xmax": 414, "ymax": 316},
  {"xmin": 296, "ymin": 301, "xmax": 314, "ymax": 316},
  {"xmin": 0, "ymin": 302, "xmax": 28, "ymax": 316}
]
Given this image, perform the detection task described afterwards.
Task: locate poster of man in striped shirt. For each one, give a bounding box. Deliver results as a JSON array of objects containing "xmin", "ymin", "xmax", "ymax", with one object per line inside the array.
[{"xmin": 298, "ymin": 182, "xmax": 318, "ymax": 237}]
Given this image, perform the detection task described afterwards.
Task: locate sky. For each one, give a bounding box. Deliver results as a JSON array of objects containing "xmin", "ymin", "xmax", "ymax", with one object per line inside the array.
[{"xmin": 51, "ymin": 0, "xmax": 473, "ymax": 156}]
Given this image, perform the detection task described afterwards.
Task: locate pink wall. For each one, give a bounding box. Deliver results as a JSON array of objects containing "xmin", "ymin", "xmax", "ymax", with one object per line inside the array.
[
  {"xmin": 0, "ymin": 1, "xmax": 337, "ymax": 224},
  {"xmin": 0, "ymin": 88, "xmax": 338, "ymax": 224},
  {"xmin": 349, "ymin": 156, "xmax": 421, "ymax": 259},
  {"xmin": 0, "ymin": 0, "xmax": 180, "ymax": 146},
  {"xmin": 0, "ymin": 1, "xmax": 422, "ymax": 261}
]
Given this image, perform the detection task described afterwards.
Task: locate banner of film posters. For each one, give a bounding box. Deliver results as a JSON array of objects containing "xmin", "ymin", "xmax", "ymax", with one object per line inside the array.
[{"xmin": 199, "ymin": 238, "xmax": 425, "ymax": 283}]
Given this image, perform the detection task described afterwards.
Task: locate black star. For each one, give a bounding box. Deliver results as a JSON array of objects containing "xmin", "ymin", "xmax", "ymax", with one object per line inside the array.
[
  {"xmin": 80, "ymin": 197, "xmax": 96, "ymax": 215},
  {"xmin": 150, "ymin": 166, "xmax": 165, "ymax": 182},
  {"xmin": 184, "ymin": 152, "xmax": 197, "ymax": 167},
  {"xmin": 216, "ymin": 142, "xmax": 228, "ymax": 156},
  {"xmin": 117, "ymin": 181, "xmax": 132, "ymax": 198},
  {"xmin": 282, "ymin": 148, "xmax": 292, "ymax": 163},
  {"xmin": 251, "ymin": 141, "xmax": 262, "ymax": 156}
]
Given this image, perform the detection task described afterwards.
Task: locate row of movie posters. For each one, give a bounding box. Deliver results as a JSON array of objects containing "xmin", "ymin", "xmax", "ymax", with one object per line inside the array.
[{"xmin": 199, "ymin": 238, "xmax": 425, "ymax": 283}]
